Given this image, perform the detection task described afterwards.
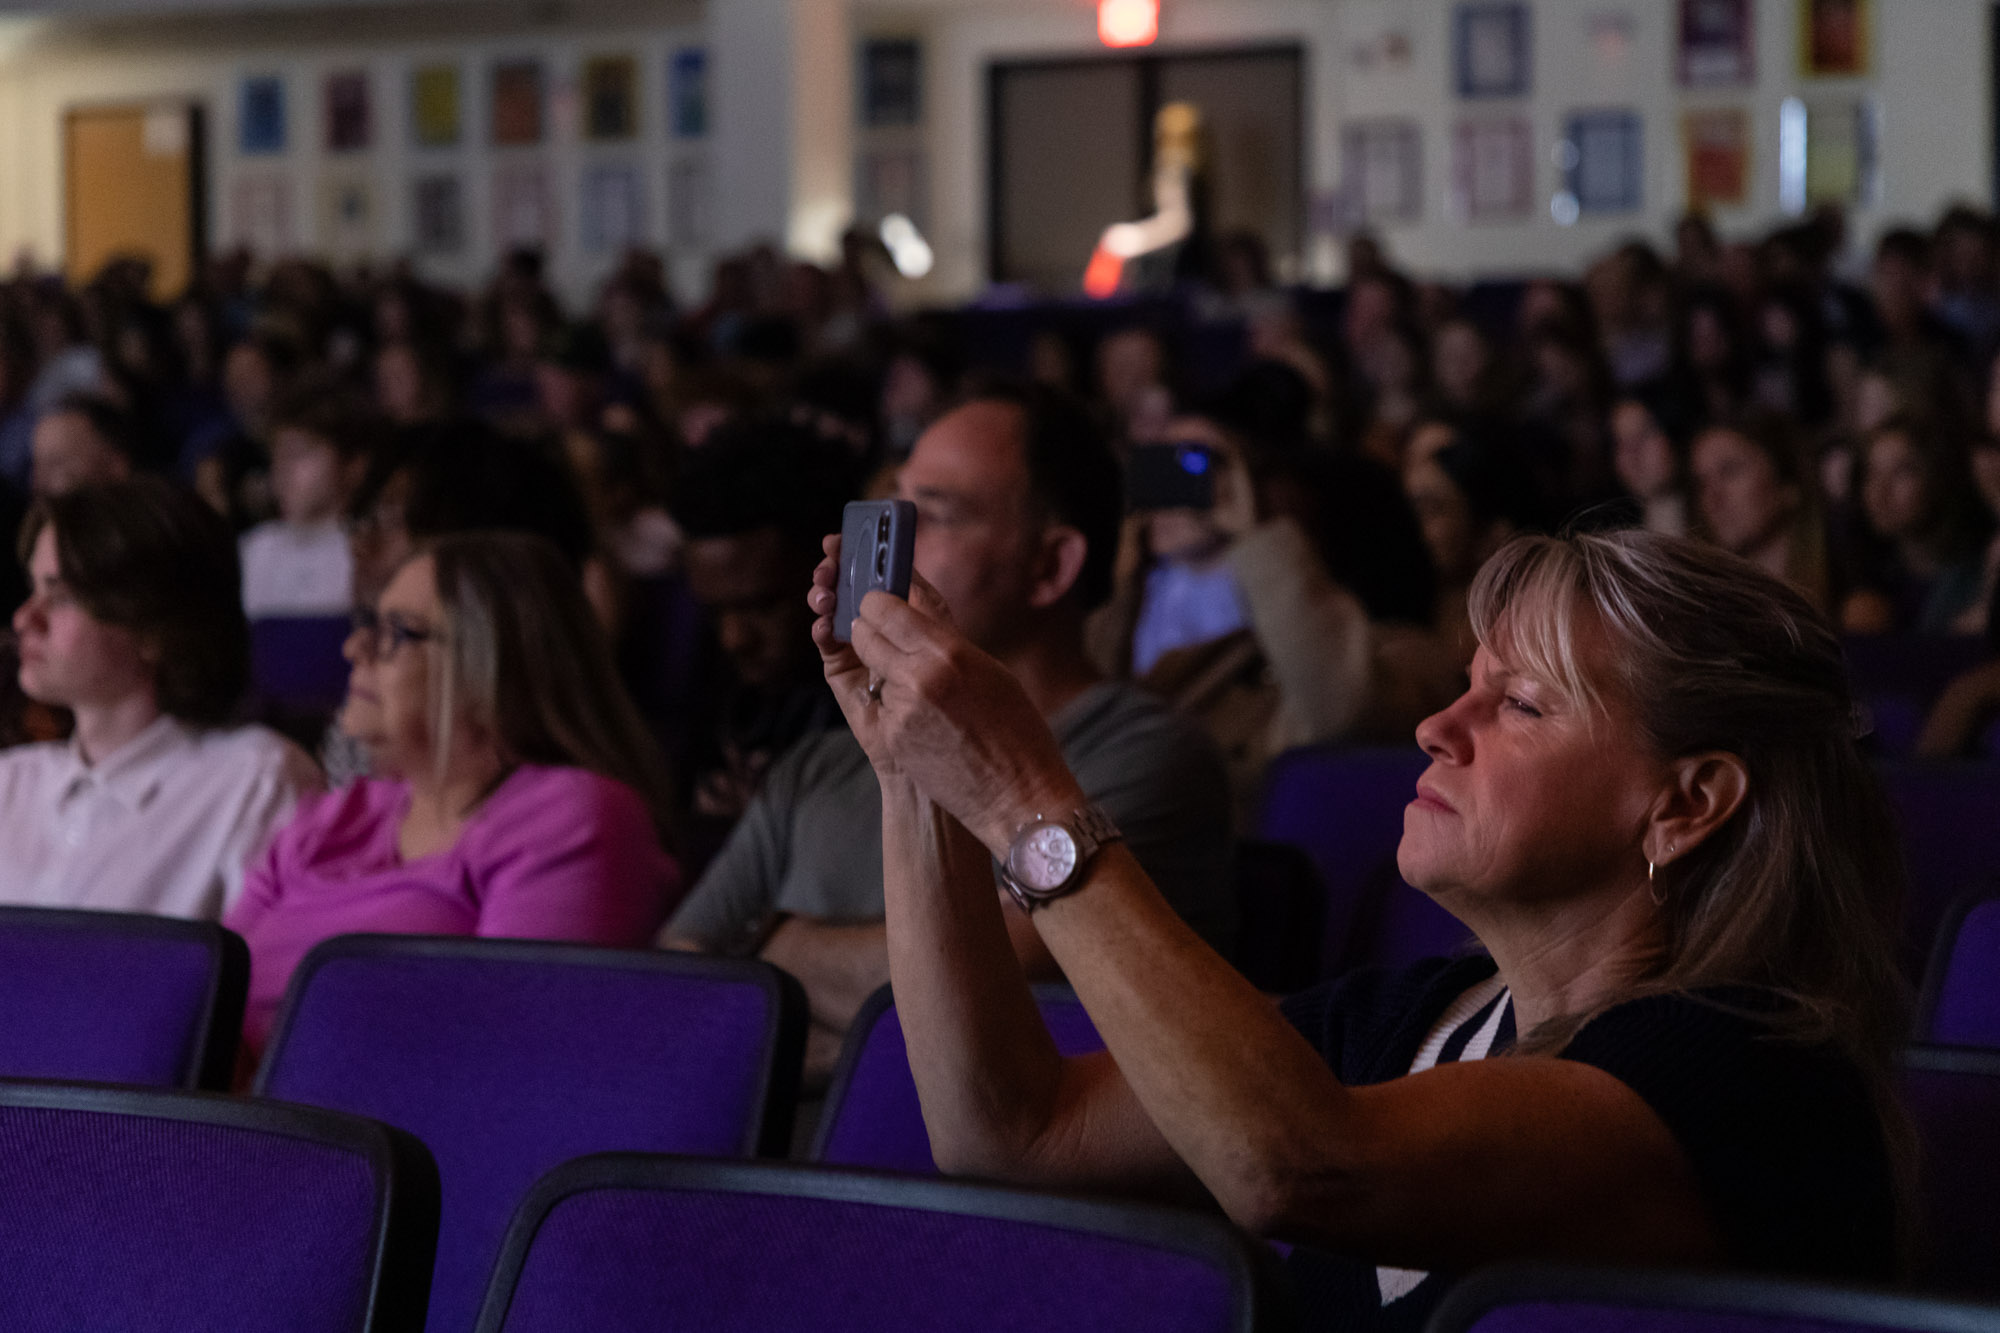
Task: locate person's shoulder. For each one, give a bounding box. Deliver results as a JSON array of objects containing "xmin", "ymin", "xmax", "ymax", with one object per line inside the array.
[
  {"xmin": 484, "ymin": 764, "xmax": 655, "ymax": 834},
  {"xmin": 0, "ymin": 739, "xmax": 71, "ymax": 792},
  {"xmin": 761, "ymin": 725, "xmax": 870, "ymax": 792},
  {"xmin": 1062, "ymin": 679, "xmax": 1219, "ymax": 761},
  {"xmin": 189, "ymin": 723, "xmax": 321, "ymax": 783},
  {"xmin": 1282, "ymin": 955, "xmax": 1496, "ymax": 1081}
]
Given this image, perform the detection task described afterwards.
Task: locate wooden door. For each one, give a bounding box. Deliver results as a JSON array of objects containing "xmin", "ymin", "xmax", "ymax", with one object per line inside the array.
[{"xmin": 65, "ymin": 103, "xmax": 204, "ymax": 300}]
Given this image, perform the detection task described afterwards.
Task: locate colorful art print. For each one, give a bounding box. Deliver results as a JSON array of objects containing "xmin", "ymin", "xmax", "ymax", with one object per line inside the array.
[
  {"xmin": 227, "ymin": 174, "xmax": 292, "ymax": 255},
  {"xmin": 1801, "ymin": 0, "xmax": 1868, "ymax": 76},
  {"xmin": 316, "ymin": 172, "xmax": 377, "ymax": 260},
  {"xmin": 1340, "ymin": 119, "xmax": 1423, "ymax": 224},
  {"xmin": 1679, "ymin": 0, "xmax": 1755, "ymax": 86},
  {"xmin": 1564, "ymin": 109, "xmax": 1643, "ymax": 214},
  {"xmin": 1683, "ymin": 107, "xmax": 1750, "ymax": 208},
  {"xmin": 669, "ymin": 48, "xmax": 708, "ymax": 139},
  {"xmin": 855, "ymin": 146, "xmax": 927, "ymax": 228},
  {"xmin": 667, "ymin": 155, "xmax": 710, "ymax": 247},
  {"xmin": 324, "ymin": 70, "xmax": 372, "ymax": 152},
  {"xmin": 491, "ymin": 60, "xmax": 545, "ymax": 146},
  {"xmin": 411, "ymin": 64, "xmax": 462, "ymax": 148},
  {"xmin": 1452, "ymin": 117, "xmax": 1534, "ymax": 220},
  {"xmin": 1804, "ymin": 98, "xmax": 1876, "ymax": 206},
  {"xmin": 412, "ymin": 174, "xmax": 466, "ymax": 254},
  {"xmin": 1453, "ymin": 3, "xmax": 1531, "ymax": 99},
  {"xmin": 492, "ymin": 162, "xmax": 555, "ymax": 248},
  {"xmin": 860, "ymin": 38, "xmax": 922, "ymax": 127},
  {"xmin": 581, "ymin": 162, "xmax": 644, "ymax": 252},
  {"xmin": 239, "ymin": 76, "xmax": 287, "ymax": 155},
  {"xmin": 582, "ymin": 55, "xmax": 639, "ymax": 142}
]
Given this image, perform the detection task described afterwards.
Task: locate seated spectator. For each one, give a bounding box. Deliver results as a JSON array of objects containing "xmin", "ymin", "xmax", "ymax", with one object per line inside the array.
[
  {"xmin": 1090, "ymin": 413, "xmax": 1458, "ymax": 826},
  {"xmin": 30, "ymin": 392, "xmax": 139, "ymax": 496},
  {"xmin": 1609, "ymin": 390, "xmax": 1693, "ymax": 537},
  {"xmin": 227, "ymin": 533, "xmax": 680, "ymax": 1051},
  {"xmin": 820, "ymin": 528, "xmax": 1903, "ymax": 1332},
  {"xmin": 1403, "ymin": 422, "xmax": 1544, "ymax": 665},
  {"xmin": 0, "ymin": 479, "xmax": 320, "ymax": 917},
  {"xmin": 672, "ymin": 419, "xmax": 856, "ymax": 843},
  {"xmin": 661, "ymin": 384, "xmax": 1234, "ymax": 1081},
  {"xmin": 239, "ymin": 390, "xmax": 375, "ymax": 619},
  {"xmin": 1690, "ymin": 410, "xmax": 1832, "ymax": 612},
  {"xmin": 1838, "ymin": 416, "xmax": 1989, "ymax": 634}
]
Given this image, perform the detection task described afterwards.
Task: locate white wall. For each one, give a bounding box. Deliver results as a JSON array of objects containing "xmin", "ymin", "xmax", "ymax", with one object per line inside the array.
[{"xmin": 868, "ymin": 0, "xmax": 1996, "ymax": 298}]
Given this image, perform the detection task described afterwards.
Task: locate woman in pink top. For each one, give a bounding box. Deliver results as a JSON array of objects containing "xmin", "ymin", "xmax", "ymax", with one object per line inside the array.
[{"xmin": 229, "ymin": 532, "xmax": 682, "ymax": 1050}]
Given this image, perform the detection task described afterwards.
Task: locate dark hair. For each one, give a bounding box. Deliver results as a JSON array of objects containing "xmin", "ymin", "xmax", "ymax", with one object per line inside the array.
[
  {"xmin": 959, "ymin": 379, "xmax": 1123, "ymax": 611},
  {"xmin": 1875, "ymin": 227, "xmax": 1931, "ymax": 271},
  {"xmin": 40, "ymin": 392, "xmax": 142, "ymax": 467},
  {"xmin": 349, "ymin": 418, "xmax": 595, "ymax": 569},
  {"xmin": 269, "ymin": 382, "xmax": 382, "ymax": 461},
  {"xmin": 17, "ymin": 478, "xmax": 248, "ymax": 725},
  {"xmin": 671, "ymin": 417, "xmax": 858, "ymax": 550}
]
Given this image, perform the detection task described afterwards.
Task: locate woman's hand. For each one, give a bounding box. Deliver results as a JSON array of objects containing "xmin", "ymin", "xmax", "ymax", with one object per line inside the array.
[{"xmin": 808, "ymin": 535, "xmax": 1086, "ymax": 854}]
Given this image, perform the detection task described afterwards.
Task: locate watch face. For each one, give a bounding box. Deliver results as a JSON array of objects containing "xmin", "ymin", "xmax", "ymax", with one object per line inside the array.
[{"xmin": 1009, "ymin": 821, "xmax": 1079, "ymax": 893}]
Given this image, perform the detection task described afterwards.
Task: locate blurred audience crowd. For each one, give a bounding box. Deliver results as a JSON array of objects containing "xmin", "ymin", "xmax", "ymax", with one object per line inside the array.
[{"xmin": 5, "ymin": 199, "xmax": 2000, "ymax": 1074}]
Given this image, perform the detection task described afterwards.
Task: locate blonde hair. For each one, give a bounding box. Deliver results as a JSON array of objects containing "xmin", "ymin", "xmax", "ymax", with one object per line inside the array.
[
  {"xmin": 1467, "ymin": 528, "xmax": 1907, "ymax": 1073},
  {"xmin": 423, "ymin": 532, "xmax": 675, "ymax": 843}
]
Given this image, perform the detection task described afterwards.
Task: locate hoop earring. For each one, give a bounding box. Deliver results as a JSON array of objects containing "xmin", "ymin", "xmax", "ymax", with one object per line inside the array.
[{"xmin": 1648, "ymin": 859, "xmax": 1665, "ymax": 907}]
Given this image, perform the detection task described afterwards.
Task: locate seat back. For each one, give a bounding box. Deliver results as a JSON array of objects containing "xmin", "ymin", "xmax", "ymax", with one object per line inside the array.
[
  {"xmin": 1233, "ymin": 840, "xmax": 1327, "ymax": 992},
  {"xmin": 1900, "ymin": 1045, "xmax": 2000, "ymax": 1297},
  {"xmin": 0, "ymin": 1081, "xmax": 437, "ymax": 1333},
  {"xmin": 1878, "ymin": 762, "xmax": 2000, "ymax": 968},
  {"xmin": 0, "ymin": 907, "xmax": 245, "ymax": 1088},
  {"xmin": 474, "ymin": 1155, "xmax": 1290, "ymax": 1333},
  {"xmin": 1349, "ymin": 864, "xmax": 1473, "ymax": 972},
  {"xmin": 814, "ymin": 984, "xmax": 1103, "ymax": 1173},
  {"xmin": 1919, "ymin": 894, "xmax": 2000, "ymax": 1047},
  {"xmin": 1428, "ymin": 1263, "xmax": 2000, "ymax": 1333},
  {"xmin": 256, "ymin": 936, "xmax": 805, "ymax": 1333},
  {"xmin": 1256, "ymin": 745, "xmax": 1430, "ymax": 974}
]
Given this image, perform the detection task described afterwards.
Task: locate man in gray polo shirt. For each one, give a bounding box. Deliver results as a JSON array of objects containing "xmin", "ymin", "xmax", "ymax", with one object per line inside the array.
[{"xmin": 663, "ymin": 384, "xmax": 1234, "ymax": 1075}]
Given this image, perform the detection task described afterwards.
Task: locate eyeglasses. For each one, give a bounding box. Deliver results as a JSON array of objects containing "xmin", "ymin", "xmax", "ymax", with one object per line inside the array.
[{"xmin": 348, "ymin": 606, "xmax": 438, "ymax": 662}]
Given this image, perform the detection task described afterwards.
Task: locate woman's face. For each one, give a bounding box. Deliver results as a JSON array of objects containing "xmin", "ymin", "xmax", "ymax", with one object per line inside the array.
[
  {"xmin": 1692, "ymin": 428, "xmax": 1796, "ymax": 556},
  {"xmin": 1400, "ymin": 624, "xmax": 1661, "ymax": 915},
  {"xmin": 1611, "ymin": 402, "xmax": 1677, "ymax": 500},
  {"xmin": 1405, "ymin": 457, "xmax": 1477, "ymax": 583},
  {"xmin": 1861, "ymin": 430, "xmax": 1930, "ymax": 541},
  {"xmin": 12, "ymin": 527, "xmax": 154, "ymax": 712},
  {"xmin": 1432, "ymin": 322, "xmax": 1489, "ymax": 406},
  {"xmin": 341, "ymin": 554, "xmax": 443, "ymax": 778}
]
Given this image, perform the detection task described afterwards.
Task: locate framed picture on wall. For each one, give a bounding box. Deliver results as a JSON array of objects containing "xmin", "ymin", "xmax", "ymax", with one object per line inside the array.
[
  {"xmin": 1340, "ymin": 119, "xmax": 1423, "ymax": 223},
  {"xmin": 860, "ymin": 38, "xmax": 922, "ymax": 127},
  {"xmin": 491, "ymin": 60, "xmax": 545, "ymax": 147},
  {"xmin": 412, "ymin": 174, "xmax": 466, "ymax": 255},
  {"xmin": 324, "ymin": 70, "xmax": 372, "ymax": 153},
  {"xmin": 1679, "ymin": 0, "xmax": 1755, "ymax": 86},
  {"xmin": 1452, "ymin": 116, "xmax": 1533, "ymax": 220},
  {"xmin": 667, "ymin": 155, "xmax": 711, "ymax": 247},
  {"xmin": 1804, "ymin": 98, "xmax": 1877, "ymax": 205},
  {"xmin": 1454, "ymin": 3, "xmax": 1531, "ymax": 98},
  {"xmin": 1562, "ymin": 109, "xmax": 1643, "ymax": 214},
  {"xmin": 581, "ymin": 162, "xmax": 645, "ymax": 252},
  {"xmin": 493, "ymin": 161, "xmax": 555, "ymax": 248},
  {"xmin": 227, "ymin": 174, "xmax": 292, "ymax": 256},
  {"xmin": 411, "ymin": 65, "xmax": 462, "ymax": 148},
  {"xmin": 316, "ymin": 171, "xmax": 377, "ymax": 261},
  {"xmin": 669, "ymin": 48, "xmax": 708, "ymax": 139},
  {"xmin": 1800, "ymin": 0, "xmax": 1869, "ymax": 77},
  {"xmin": 1683, "ymin": 107, "xmax": 1750, "ymax": 208},
  {"xmin": 582, "ymin": 56, "xmax": 639, "ymax": 142},
  {"xmin": 239, "ymin": 76, "xmax": 287, "ymax": 155}
]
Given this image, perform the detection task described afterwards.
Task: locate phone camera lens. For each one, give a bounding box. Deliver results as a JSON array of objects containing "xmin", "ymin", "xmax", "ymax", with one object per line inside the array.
[
  {"xmin": 875, "ymin": 547, "xmax": 888, "ymax": 578},
  {"xmin": 877, "ymin": 514, "xmax": 891, "ymax": 540}
]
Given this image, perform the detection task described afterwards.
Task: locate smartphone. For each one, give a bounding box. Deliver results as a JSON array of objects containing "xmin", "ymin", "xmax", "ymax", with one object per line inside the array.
[
  {"xmin": 1127, "ymin": 442, "xmax": 1218, "ymax": 511},
  {"xmin": 835, "ymin": 499, "xmax": 917, "ymax": 642}
]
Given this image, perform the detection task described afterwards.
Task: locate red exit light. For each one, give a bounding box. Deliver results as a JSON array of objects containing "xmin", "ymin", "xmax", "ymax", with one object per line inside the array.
[{"xmin": 1099, "ymin": 0, "xmax": 1159, "ymax": 48}]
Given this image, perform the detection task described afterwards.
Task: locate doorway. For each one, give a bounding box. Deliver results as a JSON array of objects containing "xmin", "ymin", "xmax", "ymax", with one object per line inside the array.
[{"xmin": 65, "ymin": 102, "xmax": 206, "ymax": 300}]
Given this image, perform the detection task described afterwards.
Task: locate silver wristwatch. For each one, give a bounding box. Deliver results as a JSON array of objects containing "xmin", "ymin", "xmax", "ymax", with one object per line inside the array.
[{"xmin": 996, "ymin": 804, "xmax": 1123, "ymax": 911}]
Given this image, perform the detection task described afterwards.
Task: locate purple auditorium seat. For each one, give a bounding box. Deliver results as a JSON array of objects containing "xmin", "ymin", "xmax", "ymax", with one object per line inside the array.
[
  {"xmin": 1878, "ymin": 762, "xmax": 2000, "ymax": 969},
  {"xmin": 0, "ymin": 1081, "xmax": 437, "ymax": 1333},
  {"xmin": 256, "ymin": 936, "xmax": 805, "ymax": 1333},
  {"xmin": 814, "ymin": 984, "xmax": 1103, "ymax": 1173},
  {"xmin": 1350, "ymin": 863, "xmax": 1473, "ymax": 972},
  {"xmin": 1257, "ymin": 744, "xmax": 1432, "ymax": 976},
  {"xmin": 1428, "ymin": 1264, "xmax": 2000, "ymax": 1333},
  {"xmin": 0, "ymin": 906, "xmax": 245, "ymax": 1088},
  {"xmin": 1919, "ymin": 894, "xmax": 2000, "ymax": 1047},
  {"xmin": 1233, "ymin": 839, "xmax": 1328, "ymax": 993},
  {"xmin": 472, "ymin": 1155, "xmax": 1291, "ymax": 1333},
  {"xmin": 250, "ymin": 614, "xmax": 355, "ymax": 713},
  {"xmin": 1900, "ymin": 1045, "xmax": 2000, "ymax": 1296}
]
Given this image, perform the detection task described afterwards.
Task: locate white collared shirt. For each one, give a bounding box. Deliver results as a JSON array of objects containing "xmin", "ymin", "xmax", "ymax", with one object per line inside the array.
[
  {"xmin": 239, "ymin": 518, "xmax": 353, "ymax": 618},
  {"xmin": 0, "ymin": 715, "xmax": 322, "ymax": 920}
]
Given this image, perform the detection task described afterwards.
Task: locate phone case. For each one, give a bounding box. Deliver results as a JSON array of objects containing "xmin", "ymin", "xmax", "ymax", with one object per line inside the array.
[{"xmin": 835, "ymin": 499, "xmax": 917, "ymax": 642}]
